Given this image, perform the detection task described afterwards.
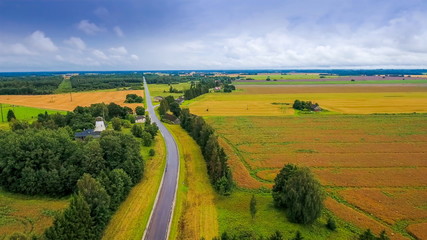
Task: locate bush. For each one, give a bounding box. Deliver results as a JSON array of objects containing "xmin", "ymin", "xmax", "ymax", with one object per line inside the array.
[
  {"xmin": 135, "ymin": 106, "xmax": 145, "ymax": 115},
  {"xmin": 149, "ymin": 149, "xmax": 155, "ymax": 156},
  {"xmin": 111, "ymin": 117, "xmax": 122, "ymax": 131},
  {"xmin": 326, "ymin": 217, "xmax": 337, "ymax": 231}
]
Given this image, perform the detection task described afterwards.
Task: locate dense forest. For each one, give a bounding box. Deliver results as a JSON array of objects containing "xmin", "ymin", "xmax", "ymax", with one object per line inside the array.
[
  {"xmin": 0, "ymin": 76, "xmax": 62, "ymax": 94},
  {"xmin": 70, "ymin": 74, "xmax": 144, "ymax": 91}
]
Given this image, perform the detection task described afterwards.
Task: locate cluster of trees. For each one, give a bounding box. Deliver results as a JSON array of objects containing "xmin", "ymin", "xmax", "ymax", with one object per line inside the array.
[
  {"xmin": 0, "ymin": 129, "xmax": 143, "ymax": 197},
  {"xmin": 223, "ymin": 84, "xmax": 236, "ymax": 93},
  {"xmin": 131, "ymin": 116, "xmax": 159, "ymax": 146},
  {"xmin": 359, "ymin": 229, "xmax": 390, "ymax": 240},
  {"xmin": 158, "ymin": 95, "xmax": 181, "ymax": 117},
  {"xmin": 124, "ymin": 94, "xmax": 143, "ymax": 103},
  {"xmin": 168, "ymin": 85, "xmax": 183, "ymax": 93},
  {"xmin": 183, "ymin": 79, "xmax": 235, "ymax": 100},
  {"xmin": 180, "ymin": 108, "xmax": 233, "ymax": 195},
  {"xmin": 272, "ymin": 164, "xmax": 324, "ymax": 224},
  {"xmin": 208, "ymin": 230, "xmax": 304, "ymax": 240},
  {"xmin": 70, "ymin": 74, "xmax": 144, "ymax": 91},
  {"xmin": 44, "ymin": 172, "xmax": 134, "ymax": 239},
  {"xmin": 292, "ymin": 100, "xmax": 321, "ymax": 111},
  {"xmin": 9, "ymin": 103, "xmax": 133, "ymax": 132},
  {"xmin": 135, "ymin": 106, "xmax": 145, "ymax": 115},
  {"xmin": 0, "ymin": 76, "xmax": 62, "ymax": 95}
]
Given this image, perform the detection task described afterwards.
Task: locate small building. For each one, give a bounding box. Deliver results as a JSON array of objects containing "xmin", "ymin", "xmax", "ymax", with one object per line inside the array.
[
  {"xmin": 94, "ymin": 117, "xmax": 106, "ymax": 132},
  {"xmin": 135, "ymin": 115, "xmax": 146, "ymax": 123},
  {"xmin": 175, "ymin": 96, "xmax": 185, "ymax": 105},
  {"xmin": 154, "ymin": 96, "xmax": 164, "ymax": 102},
  {"xmin": 74, "ymin": 116, "xmax": 106, "ymax": 140}
]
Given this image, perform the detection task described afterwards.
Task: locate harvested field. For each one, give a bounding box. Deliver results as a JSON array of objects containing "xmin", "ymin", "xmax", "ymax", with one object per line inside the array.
[
  {"xmin": 324, "ymin": 198, "xmax": 407, "ymax": 240},
  {"xmin": 0, "ymin": 90, "xmax": 144, "ymax": 111},
  {"xmin": 407, "ymin": 223, "xmax": 427, "ymax": 240},
  {"xmin": 207, "ymin": 114, "xmax": 427, "ymax": 238},
  {"xmin": 185, "ymin": 87, "xmax": 427, "ymax": 116},
  {"xmin": 338, "ymin": 188, "xmax": 427, "ymax": 225}
]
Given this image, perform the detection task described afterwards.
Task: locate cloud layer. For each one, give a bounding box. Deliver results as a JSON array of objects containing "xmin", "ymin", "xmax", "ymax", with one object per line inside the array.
[{"xmin": 0, "ymin": 0, "xmax": 426, "ymax": 71}]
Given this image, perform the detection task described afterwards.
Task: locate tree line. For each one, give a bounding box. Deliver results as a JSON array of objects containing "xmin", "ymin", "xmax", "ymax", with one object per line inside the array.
[
  {"xmin": 183, "ymin": 79, "xmax": 234, "ymax": 100},
  {"xmin": 292, "ymin": 100, "xmax": 321, "ymax": 111},
  {"xmin": 70, "ymin": 74, "xmax": 144, "ymax": 91},
  {"xmin": 179, "ymin": 108, "xmax": 233, "ymax": 195},
  {"xmin": 0, "ymin": 76, "xmax": 63, "ymax": 95}
]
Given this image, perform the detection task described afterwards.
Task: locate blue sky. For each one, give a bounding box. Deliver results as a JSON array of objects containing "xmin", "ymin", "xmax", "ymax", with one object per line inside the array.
[{"xmin": 0, "ymin": 0, "xmax": 426, "ymax": 71}]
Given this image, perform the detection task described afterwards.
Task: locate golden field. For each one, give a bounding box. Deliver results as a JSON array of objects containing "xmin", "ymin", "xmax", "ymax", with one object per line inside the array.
[
  {"xmin": 184, "ymin": 85, "xmax": 427, "ymax": 116},
  {"xmin": 0, "ymin": 90, "xmax": 144, "ymax": 112}
]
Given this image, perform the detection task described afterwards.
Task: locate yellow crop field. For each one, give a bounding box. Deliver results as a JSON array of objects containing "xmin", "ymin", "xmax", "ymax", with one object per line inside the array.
[
  {"xmin": 168, "ymin": 124, "xmax": 218, "ymax": 240},
  {"xmin": 102, "ymin": 135, "xmax": 166, "ymax": 240},
  {"xmin": 184, "ymin": 86, "xmax": 427, "ymax": 116},
  {"xmin": 0, "ymin": 90, "xmax": 144, "ymax": 112}
]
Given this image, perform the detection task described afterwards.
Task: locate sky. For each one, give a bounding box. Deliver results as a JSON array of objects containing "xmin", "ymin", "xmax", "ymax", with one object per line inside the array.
[{"xmin": 0, "ymin": 0, "xmax": 426, "ymax": 71}]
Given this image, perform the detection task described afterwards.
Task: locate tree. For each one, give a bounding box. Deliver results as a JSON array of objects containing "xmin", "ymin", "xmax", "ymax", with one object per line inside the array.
[
  {"xmin": 135, "ymin": 106, "xmax": 145, "ymax": 115},
  {"xmin": 292, "ymin": 231, "xmax": 304, "ymax": 240},
  {"xmin": 141, "ymin": 131, "xmax": 153, "ymax": 146},
  {"xmin": 358, "ymin": 229, "xmax": 376, "ymax": 240},
  {"xmin": 268, "ymin": 231, "xmax": 284, "ymax": 240},
  {"xmin": 272, "ymin": 164, "xmax": 324, "ymax": 224},
  {"xmin": 169, "ymin": 102, "xmax": 181, "ymax": 117},
  {"xmin": 111, "ymin": 117, "xmax": 122, "ymax": 131},
  {"xmin": 250, "ymin": 194, "xmax": 257, "ymax": 219},
  {"xmin": 131, "ymin": 124, "xmax": 143, "ymax": 138},
  {"xmin": 7, "ymin": 109, "xmax": 16, "ymax": 122},
  {"xmin": 158, "ymin": 99, "xmax": 169, "ymax": 116},
  {"xmin": 165, "ymin": 95, "xmax": 175, "ymax": 104},
  {"xmin": 149, "ymin": 149, "xmax": 155, "ymax": 156}
]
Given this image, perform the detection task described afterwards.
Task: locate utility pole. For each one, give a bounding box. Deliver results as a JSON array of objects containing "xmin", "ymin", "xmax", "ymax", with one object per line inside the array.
[
  {"xmin": 70, "ymin": 92, "xmax": 73, "ymax": 102},
  {"xmin": 0, "ymin": 103, "xmax": 4, "ymax": 122}
]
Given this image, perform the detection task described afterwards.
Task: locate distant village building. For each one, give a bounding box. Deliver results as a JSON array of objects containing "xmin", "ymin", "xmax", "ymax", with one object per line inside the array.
[
  {"xmin": 175, "ymin": 96, "xmax": 185, "ymax": 105},
  {"xmin": 135, "ymin": 115, "xmax": 146, "ymax": 123},
  {"xmin": 74, "ymin": 117, "xmax": 106, "ymax": 140},
  {"xmin": 154, "ymin": 96, "xmax": 164, "ymax": 102}
]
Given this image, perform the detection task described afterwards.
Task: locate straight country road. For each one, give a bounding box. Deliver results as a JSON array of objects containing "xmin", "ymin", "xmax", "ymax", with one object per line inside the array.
[{"xmin": 143, "ymin": 77, "xmax": 180, "ymax": 240}]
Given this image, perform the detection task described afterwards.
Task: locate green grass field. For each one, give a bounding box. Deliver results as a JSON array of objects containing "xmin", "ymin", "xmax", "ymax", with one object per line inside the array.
[
  {"xmin": 148, "ymin": 83, "xmax": 190, "ymax": 102},
  {"xmin": 55, "ymin": 79, "xmax": 72, "ymax": 93},
  {"xmin": 216, "ymin": 190, "xmax": 356, "ymax": 239},
  {"xmin": 0, "ymin": 188, "xmax": 69, "ymax": 239},
  {"xmin": 0, "ymin": 104, "xmax": 66, "ymax": 127},
  {"xmin": 234, "ymin": 79, "xmax": 427, "ymax": 85}
]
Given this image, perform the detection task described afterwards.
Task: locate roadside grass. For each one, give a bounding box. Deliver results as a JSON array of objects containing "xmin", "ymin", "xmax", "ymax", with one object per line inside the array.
[
  {"xmin": 167, "ymin": 124, "xmax": 219, "ymax": 240},
  {"xmin": 241, "ymin": 74, "xmax": 340, "ymax": 80},
  {"xmin": 0, "ymin": 188, "xmax": 69, "ymax": 239},
  {"xmin": 0, "ymin": 104, "xmax": 66, "ymax": 123},
  {"xmin": 55, "ymin": 79, "xmax": 72, "ymax": 93},
  {"xmin": 234, "ymin": 79, "xmax": 427, "ymax": 85},
  {"xmin": 102, "ymin": 134, "xmax": 166, "ymax": 240},
  {"xmin": 216, "ymin": 190, "xmax": 355, "ymax": 239}
]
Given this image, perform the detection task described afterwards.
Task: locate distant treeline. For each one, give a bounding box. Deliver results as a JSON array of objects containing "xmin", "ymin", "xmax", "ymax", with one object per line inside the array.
[
  {"xmin": 0, "ymin": 76, "xmax": 62, "ymax": 94},
  {"xmin": 180, "ymin": 108, "xmax": 233, "ymax": 195},
  {"xmin": 144, "ymin": 73, "xmax": 234, "ymax": 85},
  {"xmin": 184, "ymin": 79, "xmax": 234, "ymax": 100},
  {"xmin": 70, "ymin": 74, "xmax": 144, "ymax": 91}
]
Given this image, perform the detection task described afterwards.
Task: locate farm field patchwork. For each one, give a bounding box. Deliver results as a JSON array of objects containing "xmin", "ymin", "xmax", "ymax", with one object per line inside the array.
[
  {"xmin": 0, "ymin": 189, "xmax": 69, "ymax": 238},
  {"xmin": 184, "ymin": 85, "xmax": 427, "ymax": 116},
  {"xmin": 148, "ymin": 83, "xmax": 190, "ymax": 102},
  {"xmin": 0, "ymin": 90, "xmax": 144, "ymax": 112},
  {"xmin": 206, "ymin": 114, "xmax": 427, "ymax": 239}
]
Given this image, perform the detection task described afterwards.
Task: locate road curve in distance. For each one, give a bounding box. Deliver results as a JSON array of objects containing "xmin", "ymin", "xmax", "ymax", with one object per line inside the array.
[{"xmin": 142, "ymin": 77, "xmax": 180, "ymax": 240}]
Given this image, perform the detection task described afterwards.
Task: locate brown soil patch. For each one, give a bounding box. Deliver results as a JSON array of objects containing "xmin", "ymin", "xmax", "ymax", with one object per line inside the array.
[{"xmin": 407, "ymin": 222, "xmax": 427, "ymax": 240}]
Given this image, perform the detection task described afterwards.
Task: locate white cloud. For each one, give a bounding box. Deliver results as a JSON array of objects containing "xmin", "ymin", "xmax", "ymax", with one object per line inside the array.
[
  {"xmin": 28, "ymin": 31, "xmax": 58, "ymax": 52},
  {"xmin": 113, "ymin": 26, "xmax": 124, "ymax": 37},
  {"xmin": 77, "ymin": 20, "xmax": 104, "ymax": 35},
  {"xmin": 109, "ymin": 46, "xmax": 128, "ymax": 55},
  {"xmin": 92, "ymin": 49, "xmax": 108, "ymax": 60},
  {"xmin": 64, "ymin": 37, "xmax": 86, "ymax": 50},
  {"xmin": 10, "ymin": 43, "xmax": 34, "ymax": 55},
  {"xmin": 130, "ymin": 54, "xmax": 139, "ymax": 60}
]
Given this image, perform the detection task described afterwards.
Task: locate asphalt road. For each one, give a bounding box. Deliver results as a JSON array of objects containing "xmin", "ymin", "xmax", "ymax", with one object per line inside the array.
[{"xmin": 143, "ymin": 77, "xmax": 180, "ymax": 240}]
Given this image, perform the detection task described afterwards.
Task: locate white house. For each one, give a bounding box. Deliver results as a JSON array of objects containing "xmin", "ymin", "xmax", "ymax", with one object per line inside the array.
[{"xmin": 94, "ymin": 117, "xmax": 106, "ymax": 132}]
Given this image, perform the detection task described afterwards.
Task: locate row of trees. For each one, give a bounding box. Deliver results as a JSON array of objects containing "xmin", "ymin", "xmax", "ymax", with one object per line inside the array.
[
  {"xmin": 0, "ymin": 129, "xmax": 143, "ymax": 196},
  {"xmin": 0, "ymin": 76, "xmax": 63, "ymax": 95},
  {"xmin": 179, "ymin": 108, "xmax": 233, "ymax": 194},
  {"xmin": 208, "ymin": 230, "xmax": 304, "ymax": 240}
]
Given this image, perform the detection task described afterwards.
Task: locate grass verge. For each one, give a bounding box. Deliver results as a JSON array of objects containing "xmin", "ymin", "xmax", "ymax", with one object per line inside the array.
[{"xmin": 102, "ymin": 134, "xmax": 166, "ymax": 240}]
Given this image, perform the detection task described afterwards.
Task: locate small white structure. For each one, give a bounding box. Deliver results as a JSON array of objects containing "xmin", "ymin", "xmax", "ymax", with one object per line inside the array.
[
  {"xmin": 94, "ymin": 117, "xmax": 106, "ymax": 132},
  {"xmin": 135, "ymin": 115, "xmax": 146, "ymax": 124}
]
